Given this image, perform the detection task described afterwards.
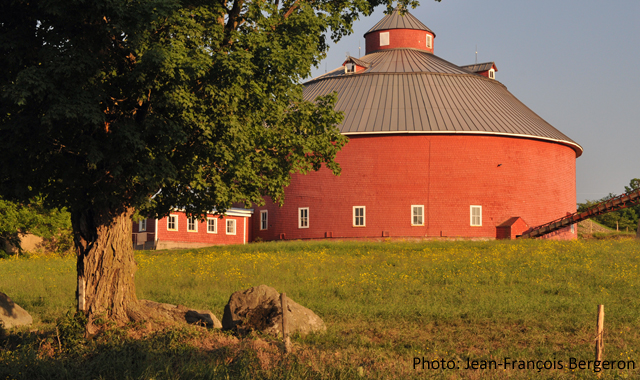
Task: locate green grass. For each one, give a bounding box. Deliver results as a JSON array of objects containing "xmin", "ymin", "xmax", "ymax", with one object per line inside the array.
[{"xmin": 1, "ymin": 239, "xmax": 640, "ymax": 379}]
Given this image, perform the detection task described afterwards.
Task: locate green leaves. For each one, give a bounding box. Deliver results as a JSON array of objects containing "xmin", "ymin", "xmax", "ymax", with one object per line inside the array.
[{"xmin": 0, "ymin": 0, "xmax": 415, "ymax": 220}]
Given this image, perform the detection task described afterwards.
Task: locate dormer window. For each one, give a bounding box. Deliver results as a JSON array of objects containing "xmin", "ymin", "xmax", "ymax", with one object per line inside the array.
[
  {"xmin": 380, "ymin": 32, "xmax": 389, "ymax": 47},
  {"xmin": 345, "ymin": 63, "xmax": 355, "ymax": 74},
  {"xmin": 426, "ymin": 34, "xmax": 432, "ymax": 49},
  {"xmin": 488, "ymin": 69, "xmax": 495, "ymax": 79}
]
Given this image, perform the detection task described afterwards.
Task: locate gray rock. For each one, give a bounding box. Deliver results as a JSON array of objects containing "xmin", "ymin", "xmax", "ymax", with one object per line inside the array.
[
  {"xmin": 136, "ymin": 300, "xmax": 222, "ymax": 328},
  {"xmin": 0, "ymin": 292, "xmax": 33, "ymax": 329},
  {"xmin": 222, "ymin": 285, "xmax": 325, "ymax": 336}
]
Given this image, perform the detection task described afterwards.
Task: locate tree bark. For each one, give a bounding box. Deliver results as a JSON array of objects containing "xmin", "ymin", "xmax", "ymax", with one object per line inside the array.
[
  {"xmin": 71, "ymin": 207, "xmax": 139, "ymax": 336},
  {"xmin": 636, "ymin": 221, "xmax": 640, "ymax": 240},
  {"xmin": 71, "ymin": 207, "xmax": 220, "ymax": 335}
]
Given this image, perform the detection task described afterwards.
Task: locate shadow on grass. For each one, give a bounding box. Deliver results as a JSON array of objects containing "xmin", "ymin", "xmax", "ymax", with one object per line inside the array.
[{"xmin": 0, "ymin": 319, "xmax": 362, "ymax": 380}]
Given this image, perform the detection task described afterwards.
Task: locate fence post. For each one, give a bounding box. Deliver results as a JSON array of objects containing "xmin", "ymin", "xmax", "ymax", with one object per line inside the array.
[
  {"xmin": 280, "ymin": 292, "xmax": 291, "ymax": 353},
  {"xmin": 595, "ymin": 305, "xmax": 604, "ymax": 375}
]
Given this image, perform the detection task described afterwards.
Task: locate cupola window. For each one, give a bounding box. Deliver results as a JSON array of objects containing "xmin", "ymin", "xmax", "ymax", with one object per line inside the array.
[
  {"xmin": 426, "ymin": 34, "xmax": 432, "ymax": 49},
  {"xmin": 379, "ymin": 32, "xmax": 389, "ymax": 47},
  {"xmin": 488, "ymin": 69, "xmax": 495, "ymax": 79}
]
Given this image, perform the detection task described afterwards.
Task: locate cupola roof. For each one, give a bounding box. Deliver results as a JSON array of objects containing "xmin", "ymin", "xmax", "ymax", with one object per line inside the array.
[{"xmin": 364, "ymin": 9, "xmax": 435, "ymax": 37}]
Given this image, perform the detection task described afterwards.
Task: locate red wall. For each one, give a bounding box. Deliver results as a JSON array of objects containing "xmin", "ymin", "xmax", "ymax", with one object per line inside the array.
[
  {"xmin": 252, "ymin": 134, "xmax": 578, "ymax": 241},
  {"xmin": 156, "ymin": 213, "xmax": 249, "ymax": 246},
  {"xmin": 365, "ymin": 29, "xmax": 435, "ymax": 54}
]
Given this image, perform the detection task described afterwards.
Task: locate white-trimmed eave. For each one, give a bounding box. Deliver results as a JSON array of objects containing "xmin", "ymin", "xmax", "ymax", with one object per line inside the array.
[
  {"xmin": 341, "ymin": 130, "xmax": 584, "ymax": 158},
  {"xmin": 171, "ymin": 207, "xmax": 254, "ymax": 217}
]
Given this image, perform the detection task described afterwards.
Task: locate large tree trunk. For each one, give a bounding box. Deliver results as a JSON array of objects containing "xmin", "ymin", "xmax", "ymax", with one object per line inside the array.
[
  {"xmin": 71, "ymin": 207, "xmax": 139, "ymax": 335},
  {"xmin": 71, "ymin": 207, "xmax": 222, "ymax": 335},
  {"xmin": 637, "ymin": 221, "xmax": 640, "ymax": 240}
]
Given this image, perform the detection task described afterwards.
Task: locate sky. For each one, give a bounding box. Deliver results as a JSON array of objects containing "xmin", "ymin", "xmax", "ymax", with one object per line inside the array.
[{"xmin": 309, "ymin": 0, "xmax": 640, "ymax": 204}]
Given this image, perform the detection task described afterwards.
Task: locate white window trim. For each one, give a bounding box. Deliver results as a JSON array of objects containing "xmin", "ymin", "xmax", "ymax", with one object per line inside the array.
[
  {"xmin": 298, "ymin": 207, "xmax": 309, "ymax": 229},
  {"xmin": 226, "ymin": 219, "xmax": 237, "ymax": 235},
  {"xmin": 207, "ymin": 217, "xmax": 217, "ymax": 234},
  {"xmin": 187, "ymin": 216, "xmax": 198, "ymax": 232},
  {"xmin": 470, "ymin": 206, "xmax": 482, "ymax": 227},
  {"xmin": 426, "ymin": 34, "xmax": 432, "ymax": 49},
  {"xmin": 139, "ymin": 219, "xmax": 147, "ymax": 232},
  {"xmin": 379, "ymin": 32, "xmax": 389, "ymax": 47},
  {"xmin": 488, "ymin": 69, "xmax": 495, "ymax": 79},
  {"xmin": 411, "ymin": 205, "xmax": 424, "ymax": 226},
  {"xmin": 344, "ymin": 63, "xmax": 355, "ymax": 74},
  {"xmin": 260, "ymin": 210, "xmax": 268, "ymax": 231},
  {"xmin": 353, "ymin": 206, "xmax": 366, "ymax": 227},
  {"xmin": 167, "ymin": 214, "xmax": 178, "ymax": 231}
]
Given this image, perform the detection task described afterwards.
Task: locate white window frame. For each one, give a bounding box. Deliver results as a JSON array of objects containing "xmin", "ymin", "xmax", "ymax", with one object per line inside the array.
[
  {"xmin": 260, "ymin": 210, "xmax": 268, "ymax": 230},
  {"xmin": 187, "ymin": 216, "xmax": 198, "ymax": 232},
  {"xmin": 411, "ymin": 205, "xmax": 424, "ymax": 226},
  {"xmin": 344, "ymin": 62, "xmax": 355, "ymax": 74},
  {"xmin": 207, "ymin": 217, "xmax": 217, "ymax": 234},
  {"xmin": 470, "ymin": 206, "xmax": 482, "ymax": 227},
  {"xmin": 379, "ymin": 32, "xmax": 389, "ymax": 47},
  {"xmin": 167, "ymin": 214, "xmax": 178, "ymax": 231},
  {"xmin": 139, "ymin": 219, "xmax": 147, "ymax": 232},
  {"xmin": 353, "ymin": 206, "xmax": 366, "ymax": 227},
  {"xmin": 226, "ymin": 219, "xmax": 236, "ymax": 235},
  {"xmin": 298, "ymin": 207, "xmax": 309, "ymax": 229},
  {"xmin": 426, "ymin": 34, "xmax": 432, "ymax": 49},
  {"xmin": 488, "ymin": 69, "xmax": 495, "ymax": 79}
]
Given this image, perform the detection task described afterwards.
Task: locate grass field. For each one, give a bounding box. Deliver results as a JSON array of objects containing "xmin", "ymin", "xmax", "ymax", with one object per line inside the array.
[{"xmin": 1, "ymin": 239, "xmax": 639, "ymax": 379}]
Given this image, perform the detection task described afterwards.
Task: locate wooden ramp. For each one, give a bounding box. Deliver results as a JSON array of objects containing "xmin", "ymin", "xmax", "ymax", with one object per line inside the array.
[{"xmin": 518, "ymin": 189, "xmax": 640, "ymax": 239}]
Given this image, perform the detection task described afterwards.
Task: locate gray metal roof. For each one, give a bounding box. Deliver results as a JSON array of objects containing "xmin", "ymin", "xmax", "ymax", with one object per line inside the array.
[
  {"xmin": 344, "ymin": 56, "xmax": 371, "ymax": 68},
  {"xmin": 364, "ymin": 9, "xmax": 435, "ymax": 37},
  {"xmin": 460, "ymin": 62, "xmax": 497, "ymax": 73},
  {"xmin": 304, "ymin": 49, "xmax": 582, "ymax": 156}
]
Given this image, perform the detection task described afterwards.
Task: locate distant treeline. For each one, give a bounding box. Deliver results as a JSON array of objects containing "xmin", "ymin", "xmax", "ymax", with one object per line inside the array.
[{"xmin": 0, "ymin": 197, "xmax": 73, "ymax": 257}]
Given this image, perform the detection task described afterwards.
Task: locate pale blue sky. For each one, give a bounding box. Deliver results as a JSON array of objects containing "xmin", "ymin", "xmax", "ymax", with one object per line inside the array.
[{"xmin": 309, "ymin": 0, "xmax": 640, "ymax": 203}]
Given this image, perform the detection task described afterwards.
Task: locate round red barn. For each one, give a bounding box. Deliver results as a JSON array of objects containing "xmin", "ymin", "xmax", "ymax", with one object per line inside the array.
[{"xmin": 253, "ymin": 9, "xmax": 582, "ymax": 241}]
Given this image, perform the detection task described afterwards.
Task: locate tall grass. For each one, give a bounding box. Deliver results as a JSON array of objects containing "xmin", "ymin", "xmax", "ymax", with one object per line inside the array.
[{"xmin": 1, "ymin": 239, "xmax": 639, "ymax": 379}]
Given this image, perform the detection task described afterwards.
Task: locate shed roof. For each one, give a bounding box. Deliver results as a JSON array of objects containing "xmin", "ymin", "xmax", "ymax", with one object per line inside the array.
[
  {"xmin": 364, "ymin": 9, "xmax": 435, "ymax": 37},
  {"xmin": 304, "ymin": 48, "xmax": 582, "ymax": 156}
]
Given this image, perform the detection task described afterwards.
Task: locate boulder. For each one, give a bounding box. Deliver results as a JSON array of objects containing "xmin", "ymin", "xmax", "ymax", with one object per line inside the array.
[
  {"xmin": 0, "ymin": 292, "xmax": 33, "ymax": 329},
  {"xmin": 222, "ymin": 285, "xmax": 325, "ymax": 336},
  {"xmin": 136, "ymin": 300, "xmax": 222, "ymax": 328}
]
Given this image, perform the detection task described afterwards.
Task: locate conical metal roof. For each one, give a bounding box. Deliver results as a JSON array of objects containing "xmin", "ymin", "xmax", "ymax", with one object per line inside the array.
[
  {"xmin": 304, "ymin": 48, "xmax": 582, "ymax": 157},
  {"xmin": 364, "ymin": 9, "xmax": 435, "ymax": 37}
]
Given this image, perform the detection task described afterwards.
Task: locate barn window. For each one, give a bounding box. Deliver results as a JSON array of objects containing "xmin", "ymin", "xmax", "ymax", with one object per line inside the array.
[
  {"xmin": 260, "ymin": 210, "xmax": 268, "ymax": 230},
  {"xmin": 470, "ymin": 206, "xmax": 482, "ymax": 226},
  {"xmin": 167, "ymin": 215, "xmax": 178, "ymax": 231},
  {"xmin": 570, "ymin": 224, "xmax": 575, "ymax": 234},
  {"xmin": 345, "ymin": 63, "xmax": 355, "ymax": 74},
  {"xmin": 226, "ymin": 219, "xmax": 236, "ymax": 235},
  {"xmin": 207, "ymin": 218, "xmax": 217, "ymax": 233},
  {"xmin": 139, "ymin": 219, "xmax": 147, "ymax": 232},
  {"xmin": 488, "ymin": 69, "xmax": 495, "ymax": 79},
  {"xmin": 188, "ymin": 217, "xmax": 198, "ymax": 232},
  {"xmin": 412, "ymin": 205, "xmax": 424, "ymax": 226},
  {"xmin": 298, "ymin": 208, "xmax": 309, "ymax": 228},
  {"xmin": 353, "ymin": 206, "xmax": 366, "ymax": 227},
  {"xmin": 380, "ymin": 32, "xmax": 389, "ymax": 46},
  {"xmin": 426, "ymin": 34, "xmax": 432, "ymax": 49}
]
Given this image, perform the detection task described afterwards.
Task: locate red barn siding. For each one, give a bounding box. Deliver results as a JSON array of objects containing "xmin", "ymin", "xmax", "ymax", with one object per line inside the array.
[
  {"xmin": 154, "ymin": 212, "xmax": 249, "ymax": 249},
  {"xmin": 252, "ymin": 134, "xmax": 577, "ymax": 241}
]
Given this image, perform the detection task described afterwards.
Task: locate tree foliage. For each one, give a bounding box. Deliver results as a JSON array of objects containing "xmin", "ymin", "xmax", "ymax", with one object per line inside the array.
[{"xmin": 0, "ymin": 197, "xmax": 72, "ymax": 256}]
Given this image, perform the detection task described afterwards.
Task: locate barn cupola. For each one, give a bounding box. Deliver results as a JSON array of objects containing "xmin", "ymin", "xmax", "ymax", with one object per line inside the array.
[{"xmin": 364, "ymin": 9, "xmax": 436, "ymax": 55}]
